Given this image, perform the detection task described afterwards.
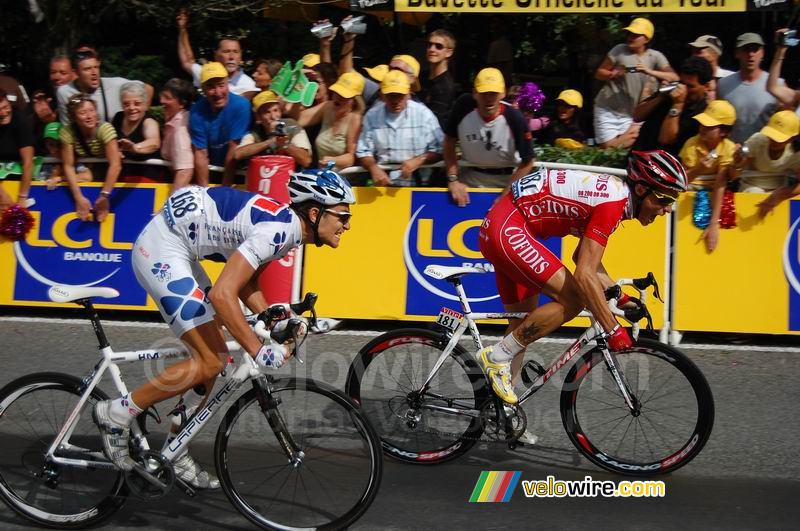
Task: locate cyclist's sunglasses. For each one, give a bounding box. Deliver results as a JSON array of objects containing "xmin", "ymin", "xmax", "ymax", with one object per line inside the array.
[
  {"xmin": 650, "ymin": 189, "xmax": 677, "ymax": 207},
  {"xmin": 324, "ymin": 209, "xmax": 352, "ymax": 224}
]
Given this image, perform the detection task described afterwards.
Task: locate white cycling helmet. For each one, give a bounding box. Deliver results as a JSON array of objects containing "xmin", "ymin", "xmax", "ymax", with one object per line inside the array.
[{"xmin": 288, "ymin": 164, "xmax": 355, "ymax": 206}]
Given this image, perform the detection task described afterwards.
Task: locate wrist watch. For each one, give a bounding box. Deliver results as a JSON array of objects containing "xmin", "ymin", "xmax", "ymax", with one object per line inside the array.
[
  {"xmin": 447, "ymin": 174, "xmax": 459, "ymax": 183},
  {"xmin": 668, "ymin": 107, "xmax": 681, "ymax": 117}
]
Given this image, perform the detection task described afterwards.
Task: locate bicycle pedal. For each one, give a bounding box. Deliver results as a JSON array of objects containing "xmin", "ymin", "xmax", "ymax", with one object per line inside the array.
[{"xmin": 520, "ymin": 360, "xmax": 545, "ymax": 385}]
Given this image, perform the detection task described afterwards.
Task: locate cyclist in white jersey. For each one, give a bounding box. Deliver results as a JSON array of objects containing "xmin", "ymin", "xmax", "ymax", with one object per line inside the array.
[{"xmin": 92, "ymin": 166, "xmax": 355, "ymax": 487}]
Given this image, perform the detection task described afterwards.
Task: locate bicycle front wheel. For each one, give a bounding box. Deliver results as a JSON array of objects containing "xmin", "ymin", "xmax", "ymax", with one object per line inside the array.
[
  {"xmin": 346, "ymin": 328, "xmax": 490, "ymax": 465},
  {"xmin": 0, "ymin": 372, "xmax": 127, "ymax": 528},
  {"xmin": 560, "ymin": 338, "xmax": 715, "ymax": 476},
  {"xmin": 215, "ymin": 378, "xmax": 382, "ymax": 530}
]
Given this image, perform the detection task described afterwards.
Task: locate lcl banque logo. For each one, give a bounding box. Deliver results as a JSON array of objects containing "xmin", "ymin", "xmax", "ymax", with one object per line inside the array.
[{"xmin": 784, "ymin": 200, "xmax": 800, "ymax": 331}]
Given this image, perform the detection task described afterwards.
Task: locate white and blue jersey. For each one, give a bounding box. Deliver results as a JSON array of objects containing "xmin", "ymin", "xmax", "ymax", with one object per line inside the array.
[{"xmin": 133, "ymin": 186, "xmax": 303, "ymax": 336}]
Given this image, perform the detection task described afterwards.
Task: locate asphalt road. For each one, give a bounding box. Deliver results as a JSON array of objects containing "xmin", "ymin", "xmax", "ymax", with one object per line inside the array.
[{"xmin": 0, "ymin": 317, "xmax": 798, "ymax": 530}]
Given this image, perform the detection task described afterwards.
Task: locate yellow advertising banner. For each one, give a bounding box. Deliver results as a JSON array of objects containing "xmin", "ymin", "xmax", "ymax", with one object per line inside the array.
[
  {"xmin": 304, "ymin": 186, "xmax": 668, "ymax": 329},
  {"xmin": 672, "ymin": 193, "xmax": 799, "ymax": 335},
  {"xmin": 395, "ymin": 0, "xmax": 747, "ymax": 14}
]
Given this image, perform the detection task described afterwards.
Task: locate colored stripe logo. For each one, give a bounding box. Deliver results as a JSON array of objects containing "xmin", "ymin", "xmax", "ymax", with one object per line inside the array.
[{"xmin": 469, "ymin": 471, "xmax": 522, "ymax": 502}]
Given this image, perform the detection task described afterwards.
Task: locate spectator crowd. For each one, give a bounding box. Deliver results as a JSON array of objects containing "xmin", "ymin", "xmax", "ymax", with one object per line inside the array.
[{"xmin": 2, "ymin": 13, "xmax": 800, "ymax": 254}]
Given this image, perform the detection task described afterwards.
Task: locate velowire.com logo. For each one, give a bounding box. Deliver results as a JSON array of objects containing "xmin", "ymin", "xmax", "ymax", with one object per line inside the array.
[{"xmin": 469, "ymin": 471, "xmax": 522, "ymax": 502}]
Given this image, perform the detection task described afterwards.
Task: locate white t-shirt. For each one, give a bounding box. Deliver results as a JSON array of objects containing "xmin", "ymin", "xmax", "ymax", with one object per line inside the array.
[
  {"xmin": 718, "ymin": 71, "xmax": 784, "ymax": 143},
  {"xmin": 191, "ymin": 64, "xmax": 257, "ymax": 96},
  {"xmin": 57, "ymin": 77, "xmax": 134, "ymax": 123}
]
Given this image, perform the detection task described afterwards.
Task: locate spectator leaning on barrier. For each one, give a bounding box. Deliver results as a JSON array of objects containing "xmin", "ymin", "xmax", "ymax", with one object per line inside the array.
[
  {"xmin": 356, "ymin": 70, "xmax": 443, "ymax": 187},
  {"xmin": 719, "ymin": 32, "xmax": 783, "ymax": 144},
  {"xmin": 0, "ymin": 89, "xmax": 35, "ymax": 209},
  {"xmin": 539, "ymin": 89, "xmax": 587, "ymax": 147},
  {"xmin": 632, "ymin": 57, "xmax": 712, "ymax": 155},
  {"xmin": 234, "ymin": 90, "xmax": 312, "ymax": 169},
  {"xmin": 444, "ymin": 67, "xmax": 534, "ymax": 207},
  {"xmin": 297, "ymin": 72, "xmax": 364, "ymax": 171},
  {"xmin": 735, "ymin": 110, "xmax": 800, "ymax": 193},
  {"xmin": 177, "ymin": 10, "xmax": 257, "ymax": 100},
  {"xmin": 57, "ymin": 50, "xmax": 153, "ymax": 124},
  {"xmin": 189, "ymin": 62, "xmax": 251, "ymax": 187},
  {"xmin": 112, "ymin": 81, "xmax": 162, "ymax": 183},
  {"xmin": 679, "ymin": 99, "xmax": 737, "ymax": 189},
  {"xmin": 593, "ymin": 17, "xmax": 678, "ymax": 148},
  {"xmin": 420, "ymin": 29, "xmax": 456, "ymax": 129},
  {"xmin": 59, "ymin": 93, "xmax": 121, "ymax": 222},
  {"xmin": 159, "ymin": 78, "xmax": 195, "ymax": 191},
  {"xmin": 689, "ymin": 34, "xmax": 734, "ymax": 100}
]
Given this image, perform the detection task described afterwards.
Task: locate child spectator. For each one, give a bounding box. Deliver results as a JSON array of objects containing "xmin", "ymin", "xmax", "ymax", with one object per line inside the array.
[
  {"xmin": 39, "ymin": 121, "xmax": 92, "ymax": 188},
  {"xmin": 159, "ymin": 78, "xmax": 194, "ymax": 191},
  {"xmin": 112, "ymin": 81, "xmax": 162, "ymax": 182},
  {"xmin": 59, "ymin": 93, "xmax": 121, "ymax": 222},
  {"xmin": 540, "ymin": 89, "xmax": 587, "ymax": 147},
  {"xmin": 679, "ymin": 100, "xmax": 736, "ymax": 189},
  {"xmin": 234, "ymin": 90, "xmax": 312, "ymax": 169}
]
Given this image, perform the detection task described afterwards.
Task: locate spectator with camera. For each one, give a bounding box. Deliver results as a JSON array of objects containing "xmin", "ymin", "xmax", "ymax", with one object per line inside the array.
[
  {"xmin": 593, "ymin": 17, "xmax": 678, "ymax": 148},
  {"xmin": 234, "ymin": 90, "xmax": 311, "ymax": 169},
  {"xmin": 159, "ymin": 78, "xmax": 195, "ymax": 191},
  {"xmin": 189, "ymin": 62, "xmax": 251, "ymax": 187},
  {"xmin": 177, "ymin": 10, "xmax": 257, "ymax": 99},
  {"xmin": 0, "ymin": 89, "xmax": 35, "ymax": 210},
  {"xmin": 766, "ymin": 29, "xmax": 800, "ymax": 114},
  {"xmin": 444, "ymin": 68, "xmax": 534, "ymax": 207},
  {"xmin": 633, "ymin": 56, "xmax": 712, "ymax": 155},
  {"xmin": 57, "ymin": 49, "xmax": 153, "ymax": 124},
  {"xmin": 59, "ymin": 93, "xmax": 121, "ymax": 222},
  {"xmin": 112, "ymin": 81, "xmax": 162, "ymax": 182},
  {"xmin": 356, "ymin": 70, "xmax": 443, "ymax": 187},
  {"xmin": 719, "ymin": 32, "xmax": 783, "ymax": 144}
]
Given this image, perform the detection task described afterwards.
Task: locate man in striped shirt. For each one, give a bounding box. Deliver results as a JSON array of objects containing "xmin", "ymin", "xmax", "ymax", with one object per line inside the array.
[{"xmin": 356, "ymin": 70, "xmax": 443, "ymax": 187}]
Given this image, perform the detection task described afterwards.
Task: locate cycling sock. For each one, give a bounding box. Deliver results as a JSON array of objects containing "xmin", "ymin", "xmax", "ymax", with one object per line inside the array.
[
  {"xmin": 109, "ymin": 394, "xmax": 142, "ymax": 426},
  {"xmin": 489, "ymin": 333, "xmax": 525, "ymax": 363}
]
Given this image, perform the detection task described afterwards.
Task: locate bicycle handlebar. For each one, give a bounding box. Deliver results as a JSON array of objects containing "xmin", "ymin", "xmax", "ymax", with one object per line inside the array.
[{"xmin": 603, "ymin": 273, "xmax": 660, "ymax": 333}]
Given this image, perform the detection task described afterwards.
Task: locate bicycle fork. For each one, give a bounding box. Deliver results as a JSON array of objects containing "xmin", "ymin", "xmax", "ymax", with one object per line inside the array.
[
  {"xmin": 253, "ymin": 378, "xmax": 304, "ymax": 467},
  {"xmin": 600, "ymin": 347, "xmax": 641, "ymax": 416}
]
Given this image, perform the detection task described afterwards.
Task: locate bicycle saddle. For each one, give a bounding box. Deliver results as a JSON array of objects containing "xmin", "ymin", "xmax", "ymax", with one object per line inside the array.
[
  {"xmin": 48, "ymin": 285, "xmax": 120, "ymax": 304},
  {"xmin": 424, "ymin": 265, "xmax": 487, "ymax": 281}
]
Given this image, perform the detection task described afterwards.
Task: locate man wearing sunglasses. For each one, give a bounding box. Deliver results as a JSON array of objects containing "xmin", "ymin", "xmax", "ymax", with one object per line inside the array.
[
  {"xmin": 420, "ymin": 29, "xmax": 456, "ymax": 128},
  {"xmin": 477, "ymin": 150, "xmax": 687, "ymax": 420}
]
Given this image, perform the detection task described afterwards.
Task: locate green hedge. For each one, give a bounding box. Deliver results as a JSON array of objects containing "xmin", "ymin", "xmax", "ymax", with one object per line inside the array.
[{"xmin": 535, "ymin": 145, "xmax": 629, "ymax": 169}]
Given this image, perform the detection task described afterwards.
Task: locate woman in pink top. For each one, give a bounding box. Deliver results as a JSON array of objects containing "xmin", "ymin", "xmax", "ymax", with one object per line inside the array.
[{"xmin": 159, "ymin": 78, "xmax": 195, "ymax": 191}]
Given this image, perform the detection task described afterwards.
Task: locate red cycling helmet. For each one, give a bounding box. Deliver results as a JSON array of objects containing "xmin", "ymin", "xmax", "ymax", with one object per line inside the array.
[{"xmin": 626, "ymin": 150, "xmax": 688, "ymax": 195}]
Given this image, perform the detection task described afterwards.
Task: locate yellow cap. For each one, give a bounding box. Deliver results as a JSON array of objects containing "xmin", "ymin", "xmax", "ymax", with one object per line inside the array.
[
  {"xmin": 200, "ymin": 62, "xmax": 228, "ymax": 85},
  {"xmin": 302, "ymin": 53, "xmax": 320, "ymax": 68},
  {"xmin": 380, "ymin": 70, "xmax": 410, "ymax": 95},
  {"xmin": 474, "ymin": 68, "xmax": 505, "ymax": 93},
  {"xmin": 555, "ymin": 138, "xmax": 585, "ymax": 150},
  {"xmin": 623, "ymin": 18, "xmax": 654, "ymax": 40},
  {"xmin": 556, "ymin": 89, "xmax": 584, "ymax": 109},
  {"xmin": 330, "ymin": 72, "xmax": 365, "ymax": 99},
  {"xmin": 761, "ymin": 110, "xmax": 800, "ymax": 143},
  {"xmin": 365, "ymin": 64, "xmax": 389, "ymax": 82},
  {"xmin": 251, "ymin": 90, "xmax": 279, "ymax": 112},
  {"xmin": 391, "ymin": 55, "xmax": 421, "ymax": 91},
  {"xmin": 693, "ymin": 100, "xmax": 736, "ymax": 127}
]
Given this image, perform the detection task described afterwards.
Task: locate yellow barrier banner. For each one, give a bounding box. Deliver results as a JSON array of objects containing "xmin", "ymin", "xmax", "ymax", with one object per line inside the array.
[
  {"xmin": 304, "ymin": 186, "xmax": 668, "ymax": 328},
  {"xmin": 395, "ymin": 0, "xmax": 748, "ymax": 14},
  {"xmin": 672, "ymin": 193, "xmax": 799, "ymax": 335}
]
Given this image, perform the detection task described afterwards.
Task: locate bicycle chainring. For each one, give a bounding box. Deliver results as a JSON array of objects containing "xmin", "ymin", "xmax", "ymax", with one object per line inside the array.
[{"xmin": 125, "ymin": 450, "xmax": 175, "ymax": 500}]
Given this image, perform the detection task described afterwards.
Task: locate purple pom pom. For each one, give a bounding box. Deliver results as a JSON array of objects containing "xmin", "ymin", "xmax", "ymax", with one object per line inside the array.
[
  {"xmin": 514, "ymin": 82, "xmax": 546, "ymax": 114},
  {"xmin": 0, "ymin": 204, "xmax": 35, "ymax": 241}
]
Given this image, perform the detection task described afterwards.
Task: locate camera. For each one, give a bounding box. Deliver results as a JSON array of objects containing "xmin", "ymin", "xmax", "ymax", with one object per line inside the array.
[
  {"xmin": 736, "ymin": 145, "xmax": 751, "ymax": 159},
  {"xmin": 340, "ymin": 16, "xmax": 367, "ymax": 35},
  {"xmin": 310, "ymin": 21, "xmax": 334, "ymax": 39},
  {"xmin": 658, "ymin": 81, "xmax": 680, "ymax": 94},
  {"xmin": 781, "ymin": 29, "xmax": 800, "ymax": 47},
  {"xmin": 273, "ymin": 121, "xmax": 287, "ymax": 137},
  {"xmin": 626, "ymin": 66, "xmax": 639, "ymax": 73}
]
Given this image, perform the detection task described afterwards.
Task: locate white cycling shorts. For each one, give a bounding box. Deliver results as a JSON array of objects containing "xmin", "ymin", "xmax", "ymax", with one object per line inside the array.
[{"xmin": 132, "ymin": 214, "xmax": 216, "ymax": 337}]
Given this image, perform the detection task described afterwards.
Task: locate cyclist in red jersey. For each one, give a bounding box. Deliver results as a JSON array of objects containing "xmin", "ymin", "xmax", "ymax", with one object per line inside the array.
[{"xmin": 477, "ymin": 150, "xmax": 688, "ymax": 412}]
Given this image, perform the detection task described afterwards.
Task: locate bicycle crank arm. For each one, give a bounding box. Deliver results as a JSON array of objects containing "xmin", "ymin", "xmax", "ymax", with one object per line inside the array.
[{"xmin": 131, "ymin": 465, "xmax": 170, "ymax": 490}]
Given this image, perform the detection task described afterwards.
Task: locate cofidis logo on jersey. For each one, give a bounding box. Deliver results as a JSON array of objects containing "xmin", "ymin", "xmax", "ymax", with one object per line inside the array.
[
  {"xmin": 403, "ymin": 190, "xmax": 561, "ymax": 316},
  {"xmin": 785, "ymin": 200, "xmax": 800, "ymax": 331},
  {"xmin": 13, "ymin": 186, "xmax": 155, "ymax": 306}
]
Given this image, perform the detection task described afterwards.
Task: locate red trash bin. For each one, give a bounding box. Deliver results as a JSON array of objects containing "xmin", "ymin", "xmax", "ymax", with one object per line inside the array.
[{"xmin": 246, "ymin": 156, "xmax": 298, "ymax": 306}]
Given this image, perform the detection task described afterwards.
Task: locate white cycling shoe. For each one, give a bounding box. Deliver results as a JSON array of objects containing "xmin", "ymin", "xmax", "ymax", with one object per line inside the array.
[
  {"xmin": 173, "ymin": 453, "xmax": 220, "ymax": 490},
  {"xmin": 93, "ymin": 400, "xmax": 136, "ymax": 472},
  {"xmin": 517, "ymin": 428, "xmax": 538, "ymax": 445}
]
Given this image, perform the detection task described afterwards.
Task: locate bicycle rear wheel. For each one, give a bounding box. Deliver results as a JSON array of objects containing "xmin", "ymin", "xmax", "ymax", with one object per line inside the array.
[
  {"xmin": 0, "ymin": 372, "xmax": 127, "ymax": 528},
  {"xmin": 346, "ymin": 329, "xmax": 490, "ymax": 465},
  {"xmin": 560, "ymin": 338, "xmax": 714, "ymax": 476},
  {"xmin": 215, "ymin": 378, "xmax": 382, "ymax": 530}
]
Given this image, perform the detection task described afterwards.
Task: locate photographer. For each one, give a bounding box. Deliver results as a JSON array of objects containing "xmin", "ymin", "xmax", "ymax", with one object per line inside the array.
[
  {"xmin": 632, "ymin": 56, "xmax": 712, "ymax": 155},
  {"xmin": 766, "ymin": 28, "xmax": 800, "ymax": 110},
  {"xmin": 234, "ymin": 90, "xmax": 311, "ymax": 169}
]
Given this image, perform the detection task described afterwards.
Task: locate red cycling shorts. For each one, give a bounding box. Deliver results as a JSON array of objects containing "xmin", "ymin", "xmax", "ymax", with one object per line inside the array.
[{"xmin": 478, "ymin": 194, "xmax": 564, "ymax": 305}]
